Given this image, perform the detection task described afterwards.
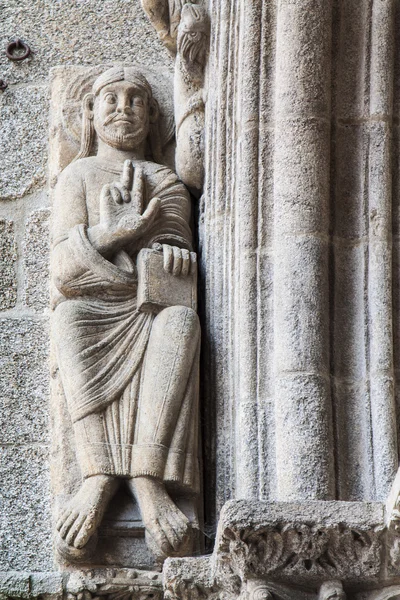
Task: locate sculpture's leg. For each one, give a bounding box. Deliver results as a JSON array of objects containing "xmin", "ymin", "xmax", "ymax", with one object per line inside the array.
[
  {"xmin": 56, "ymin": 474, "xmax": 119, "ymax": 554},
  {"xmin": 127, "ymin": 305, "xmax": 200, "ymax": 558}
]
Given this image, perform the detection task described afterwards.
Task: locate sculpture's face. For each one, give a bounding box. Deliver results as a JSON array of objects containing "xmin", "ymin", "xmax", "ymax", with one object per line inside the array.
[
  {"xmin": 93, "ymin": 80, "xmax": 150, "ymax": 151},
  {"xmin": 177, "ymin": 4, "xmax": 208, "ymax": 65}
]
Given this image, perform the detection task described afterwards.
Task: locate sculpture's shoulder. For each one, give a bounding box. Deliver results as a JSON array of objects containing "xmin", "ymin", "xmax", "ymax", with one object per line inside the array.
[
  {"xmin": 57, "ymin": 156, "xmax": 99, "ymax": 186},
  {"xmin": 142, "ymin": 160, "xmax": 179, "ymax": 181},
  {"xmin": 141, "ymin": 161, "xmax": 188, "ymax": 196}
]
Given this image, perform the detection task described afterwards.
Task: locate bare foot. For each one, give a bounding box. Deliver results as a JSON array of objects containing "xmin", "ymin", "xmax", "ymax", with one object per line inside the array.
[
  {"xmin": 56, "ymin": 474, "xmax": 119, "ymax": 549},
  {"xmin": 129, "ymin": 476, "xmax": 192, "ymax": 557}
]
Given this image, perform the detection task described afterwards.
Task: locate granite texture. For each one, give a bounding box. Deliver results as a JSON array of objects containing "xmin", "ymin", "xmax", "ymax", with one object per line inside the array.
[
  {"xmin": 0, "ymin": 219, "xmax": 17, "ymax": 309},
  {"xmin": 0, "ymin": 85, "xmax": 49, "ymax": 200},
  {"xmin": 0, "ymin": 445, "xmax": 51, "ymax": 571},
  {"xmin": 0, "ymin": 319, "xmax": 49, "ymax": 444},
  {"xmin": 23, "ymin": 208, "xmax": 51, "ymax": 312},
  {"xmin": 0, "ymin": 1, "xmax": 172, "ymax": 86}
]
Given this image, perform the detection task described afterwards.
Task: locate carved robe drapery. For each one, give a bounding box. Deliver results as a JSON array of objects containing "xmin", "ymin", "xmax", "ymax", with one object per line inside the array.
[{"xmin": 51, "ymin": 156, "xmax": 199, "ymax": 493}]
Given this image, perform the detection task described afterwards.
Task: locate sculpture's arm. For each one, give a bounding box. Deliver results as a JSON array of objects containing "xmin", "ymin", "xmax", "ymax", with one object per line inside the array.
[
  {"xmin": 142, "ymin": 169, "xmax": 193, "ymax": 251},
  {"xmin": 141, "ymin": 0, "xmax": 193, "ymax": 53},
  {"xmin": 141, "ymin": 0, "xmax": 169, "ymax": 30},
  {"xmin": 51, "ymin": 166, "xmax": 91, "ymax": 293},
  {"xmin": 52, "ymin": 162, "xmax": 161, "ymax": 296}
]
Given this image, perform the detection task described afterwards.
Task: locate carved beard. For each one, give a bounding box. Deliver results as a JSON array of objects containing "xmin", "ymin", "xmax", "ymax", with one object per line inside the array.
[
  {"xmin": 93, "ymin": 114, "xmax": 149, "ymax": 151},
  {"xmin": 177, "ymin": 30, "xmax": 206, "ymax": 65}
]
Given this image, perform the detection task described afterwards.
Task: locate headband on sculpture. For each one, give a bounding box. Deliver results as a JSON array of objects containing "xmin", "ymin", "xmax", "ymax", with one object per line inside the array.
[{"xmin": 92, "ymin": 66, "xmax": 153, "ymax": 98}]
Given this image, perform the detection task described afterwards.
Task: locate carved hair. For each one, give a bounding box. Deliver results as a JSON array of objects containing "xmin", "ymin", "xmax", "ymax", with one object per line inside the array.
[{"xmin": 74, "ymin": 67, "xmax": 163, "ymax": 163}]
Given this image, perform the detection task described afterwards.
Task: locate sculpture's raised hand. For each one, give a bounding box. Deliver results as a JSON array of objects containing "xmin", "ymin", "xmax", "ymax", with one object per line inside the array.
[
  {"xmin": 88, "ymin": 160, "xmax": 161, "ymax": 255},
  {"xmin": 108, "ymin": 158, "xmax": 135, "ymax": 205}
]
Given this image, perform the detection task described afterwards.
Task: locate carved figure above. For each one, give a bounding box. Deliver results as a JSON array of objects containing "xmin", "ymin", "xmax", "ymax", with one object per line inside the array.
[
  {"xmin": 140, "ymin": 2, "xmax": 209, "ymax": 190},
  {"xmin": 140, "ymin": 0, "xmax": 203, "ymax": 54},
  {"xmin": 174, "ymin": 4, "xmax": 208, "ymax": 190},
  {"xmin": 50, "ymin": 65, "xmax": 200, "ymax": 565}
]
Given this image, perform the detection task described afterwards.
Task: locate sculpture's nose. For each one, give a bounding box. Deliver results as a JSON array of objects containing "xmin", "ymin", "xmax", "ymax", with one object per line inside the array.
[{"xmin": 116, "ymin": 94, "xmax": 132, "ymax": 114}]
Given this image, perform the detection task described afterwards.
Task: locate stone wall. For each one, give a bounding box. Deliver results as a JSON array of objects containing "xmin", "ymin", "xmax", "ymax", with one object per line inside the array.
[{"xmin": 0, "ymin": 0, "xmax": 172, "ymax": 571}]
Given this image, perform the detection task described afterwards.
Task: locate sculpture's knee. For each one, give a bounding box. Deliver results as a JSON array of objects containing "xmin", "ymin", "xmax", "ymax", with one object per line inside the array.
[{"xmin": 154, "ymin": 305, "xmax": 200, "ymax": 343}]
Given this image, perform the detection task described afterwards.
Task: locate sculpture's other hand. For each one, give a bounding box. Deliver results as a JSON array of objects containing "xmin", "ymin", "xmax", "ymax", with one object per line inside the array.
[
  {"xmin": 88, "ymin": 160, "xmax": 160, "ymax": 254},
  {"xmin": 153, "ymin": 243, "xmax": 197, "ymax": 277}
]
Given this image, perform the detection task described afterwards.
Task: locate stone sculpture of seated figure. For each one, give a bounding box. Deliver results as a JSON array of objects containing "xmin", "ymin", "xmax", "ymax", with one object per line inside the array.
[{"xmin": 51, "ymin": 66, "xmax": 200, "ymax": 561}]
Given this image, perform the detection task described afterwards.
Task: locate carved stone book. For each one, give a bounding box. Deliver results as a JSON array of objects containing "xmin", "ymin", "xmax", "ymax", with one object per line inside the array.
[{"xmin": 137, "ymin": 248, "xmax": 197, "ymax": 313}]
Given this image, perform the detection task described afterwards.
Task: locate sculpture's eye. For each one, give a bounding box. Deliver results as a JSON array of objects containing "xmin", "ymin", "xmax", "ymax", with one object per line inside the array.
[
  {"xmin": 132, "ymin": 96, "xmax": 145, "ymax": 108},
  {"xmin": 104, "ymin": 93, "xmax": 117, "ymax": 104}
]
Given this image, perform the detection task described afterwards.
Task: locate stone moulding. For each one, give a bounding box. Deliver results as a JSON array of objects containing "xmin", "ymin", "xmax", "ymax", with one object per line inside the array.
[
  {"xmin": 0, "ymin": 569, "xmax": 163, "ymax": 600},
  {"xmin": 164, "ymin": 500, "xmax": 400, "ymax": 600},
  {"xmin": 215, "ymin": 501, "xmax": 385, "ymax": 585},
  {"xmin": 65, "ymin": 569, "xmax": 163, "ymax": 600}
]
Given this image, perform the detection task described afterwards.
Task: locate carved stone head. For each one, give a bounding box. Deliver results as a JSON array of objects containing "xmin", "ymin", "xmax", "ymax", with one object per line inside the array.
[
  {"xmin": 177, "ymin": 4, "xmax": 209, "ymax": 66},
  {"xmin": 76, "ymin": 66, "xmax": 161, "ymax": 159}
]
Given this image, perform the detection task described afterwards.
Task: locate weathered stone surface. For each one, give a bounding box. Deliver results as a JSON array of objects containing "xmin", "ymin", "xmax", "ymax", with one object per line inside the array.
[
  {"xmin": 0, "ymin": 2, "xmax": 172, "ymax": 87},
  {"xmin": 164, "ymin": 556, "xmax": 218, "ymax": 600},
  {"xmin": 0, "ymin": 569, "xmax": 162, "ymax": 600},
  {"xmin": 0, "ymin": 319, "xmax": 49, "ymax": 444},
  {"xmin": 0, "ymin": 445, "xmax": 51, "ymax": 571},
  {"xmin": 0, "ymin": 220, "xmax": 17, "ymax": 310},
  {"xmin": 23, "ymin": 209, "xmax": 51, "ymax": 312},
  {"xmin": 0, "ymin": 85, "xmax": 48, "ymax": 200},
  {"xmin": 50, "ymin": 65, "xmax": 200, "ymax": 566},
  {"xmin": 215, "ymin": 500, "xmax": 385, "ymax": 585},
  {"xmin": 0, "ymin": 572, "xmax": 62, "ymax": 600},
  {"xmin": 65, "ymin": 568, "xmax": 163, "ymax": 600},
  {"xmin": 173, "ymin": 5, "xmax": 208, "ymax": 190}
]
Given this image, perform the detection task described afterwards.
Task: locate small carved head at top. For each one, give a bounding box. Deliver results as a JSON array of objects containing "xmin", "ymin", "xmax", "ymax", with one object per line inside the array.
[
  {"xmin": 177, "ymin": 4, "xmax": 209, "ymax": 67},
  {"xmin": 75, "ymin": 66, "xmax": 163, "ymax": 162}
]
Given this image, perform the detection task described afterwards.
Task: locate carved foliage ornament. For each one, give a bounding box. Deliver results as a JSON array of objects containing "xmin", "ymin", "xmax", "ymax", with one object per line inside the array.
[{"xmin": 219, "ymin": 523, "xmax": 383, "ymax": 581}]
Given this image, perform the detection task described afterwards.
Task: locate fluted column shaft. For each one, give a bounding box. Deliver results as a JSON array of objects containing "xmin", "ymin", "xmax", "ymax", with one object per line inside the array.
[{"xmin": 273, "ymin": 0, "xmax": 335, "ymax": 500}]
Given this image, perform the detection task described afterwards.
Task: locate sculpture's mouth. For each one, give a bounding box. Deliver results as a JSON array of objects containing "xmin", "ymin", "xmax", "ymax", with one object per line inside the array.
[
  {"xmin": 103, "ymin": 113, "xmax": 136, "ymax": 126},
  {"xmin": 114, "ymin": 117, "xmax": 134, "ymax": 123}
]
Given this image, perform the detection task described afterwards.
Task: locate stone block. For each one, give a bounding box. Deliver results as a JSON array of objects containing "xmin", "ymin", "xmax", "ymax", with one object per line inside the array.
[
  {"xmin": 0, "ymin": 1, "xmax": 172, "ymax": 87},
  {"xmin": 216, "ymin": 500, "xmax": 385, "ymax": 585},
  {"xmin": 23, "ymin": 209, "xmax": 51, "ymax": 312},
  {"xmin": 274, "ymin": 373, "xmax": 334, "ymax": 500},
  {"xmin": 0, "ymin": 319, "xmax": 49, "ymax": 444},
  {"xmin": 0, "ymin": 219, "xmax": 17, "ymax": 310},
  {"xmin": 0, "ymin": 445, "xmax": 52, "ymax": 571},
  {"xmin": 0, "ymin": 85, "xmax": 48, "ymax": 200},
  {"xmin": 0, "ymin": 572, "xmax": 30, "ymax": 600},
  {"xmin": 30, "ymin": 573, "xmax": 63, "ymax": 598},
  {"xmin": 0, "ymin": 572, "xmax": 62, "ymax": 600},
  {"xmin": 275, "ymin": 1, "xmax": 331, "ymax": 119},
  {"xmin": 333, "ymin": 0, "xmax": 370, "ymax": 120}
]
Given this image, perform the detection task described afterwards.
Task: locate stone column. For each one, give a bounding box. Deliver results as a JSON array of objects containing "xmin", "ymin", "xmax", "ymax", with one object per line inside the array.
[
  {"xmin": 200, "ymin": 0, "xmax": 399, "ymax": 522},
  {"xmin": 272, "ymin": 0, "xmax": 335, "ymax": 500},
  {"xmin": 368, "ymin": 0, "xmax": 397, "ymax": 500}
]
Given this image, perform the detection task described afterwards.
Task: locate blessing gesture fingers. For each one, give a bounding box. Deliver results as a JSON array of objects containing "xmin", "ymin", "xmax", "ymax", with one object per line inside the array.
[{"xmin": 91, "ymin": 161, "xmax": 160, "ymax": 254}]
